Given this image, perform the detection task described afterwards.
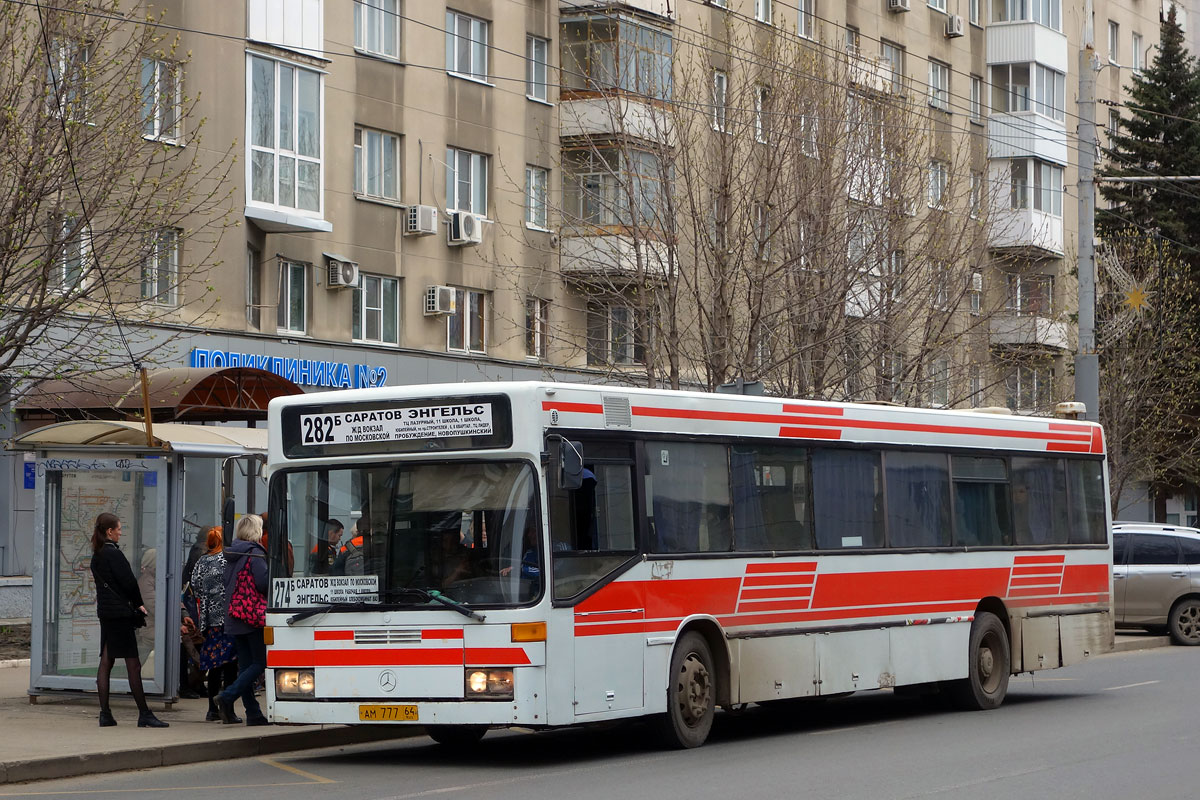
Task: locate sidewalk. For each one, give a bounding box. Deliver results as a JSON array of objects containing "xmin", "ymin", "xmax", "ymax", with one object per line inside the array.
[
  {"xmin": 0, "ymin": 663, "xmax": 418, "ymax": 785},
  {"xmin": 0, "ymin": 632, "xmax": 1172, "ymax": 785}
]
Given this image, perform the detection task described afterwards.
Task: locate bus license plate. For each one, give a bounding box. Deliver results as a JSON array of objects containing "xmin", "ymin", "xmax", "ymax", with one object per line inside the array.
[{"xmin": 359, "ymin": 704, "xmax": 418, "ymax": 722}]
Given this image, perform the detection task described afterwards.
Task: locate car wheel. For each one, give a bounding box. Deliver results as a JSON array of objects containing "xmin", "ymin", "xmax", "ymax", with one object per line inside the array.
[
  {"xmin": 655, "ymin": 631, "xmax": 716, "ymax": 749},
  {"xmin": 426, "ymin": 724, "xmax": 488, "ymax": 747},
  {"xmin": 1168, "ymin": 598, "xmax": 1200, "ymax": 645}
]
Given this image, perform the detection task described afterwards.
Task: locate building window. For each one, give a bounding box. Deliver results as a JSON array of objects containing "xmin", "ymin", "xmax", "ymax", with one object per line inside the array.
[
  {"xmin": 446, "ymin": 10, "xmax": 490, "ymax": 81},
  {"xmin": 928, "ymin": 60, "xmax": 950, "ymax": 111},
  {"xmin": 845, "ymin": 26, "xmax": 860, "ymax": 56},
  {"xmin": 1032, "ymin": 0, "xmax": 1061, "ymax": 29},
  {"xmin": 929, "ymin": 356, "xmax": 951, "ymax": 407},
  {"xmin": 969, "ymin": 271, "xmax": 982, "ymax": 314},
  {"xmin": 1108, "ymin": 21, "xmax": 1120, "ymax": 64},
  {"xmin": 1009, "ymin": 159, "xmax": 1063, "ymax": 216},
  {"xmin": 355, "ymin": 0, "xmax": 400, "ymax": 59},
  {"xmin": 995, "ymin": 0, "xmax": 1060, "ymax": 29},
  {"xmin": 1006, "ymin": 363, "xmax": 1053, "ymax": 411},
  {"xmin": 525, "ymin": 296, "xmax": 549, "ymax": 359},
  {"xmin": 970, "ymin": 75, "xmax": 983, "ymax": 122},
  {"xmin": 798, "ymin": 0, "xmax": 814, "ymax": 39},
  {"xmin": 929, "ymin": 0, "xmax": 947, "ymax": 12},
  {"xmin": 886, "ymin": 249, "xmax": 905, "ymax": 300},
  {"xmin": 969, "ymin": 172, "xmax": 983, "ymax": 219},
  {"xmin": 754, "ymin": 85, "xmax": 769, "ymax": 143},
  {"xmin": 562, "ymin": 14, "xmax": 673, "ymax": 101},
  {"xmin": 527, "ymin": 36, "xmax": 549, "ymax": 101},
  {"xmin": 248, "ymin": 54, "xmax": 323, "ymax": 214},
  {"xmin": 756, "ymin": 0, "xmax": 773, "ymax": 23},
  {"xmin": 587, "ymin": 303, "xmax": 647, "ymax": 366},
  {"xmin": 353, "ymin": 128, "xmax": 400, "ymax": 201},
  {"xmin": 1006, "ymin": 273, "xmax": 1053, "ymax": 316},
  {"xmin": 246, "ymin": 247, "xmax": 261, "ymax": 329},
  {"xmin": 1034, "ymin": 65, "xmax": 1065, "ymax": 120},
  {"xmin": 1132, "ymin": 32, "xmax": 1144, "ymax": 71},
  {"xmin": 880, "ymin": 41, "xmax": 905, "ymax": 94},
  {"xmin": 970, "ymin": 0, "xmax": 981, "ymax": 25},
  {"xmin": 753, "ymin": 203, "xmax": 771, "ymax": 260},
  {"xmin": 46, "ymin": 39, "xmax": 89, "ymax": 119},
  {"xmin": 277, "ymin": 260, "xmax": 307, "ymax": 334},
  {"xmin": 932, "ymin": 263, "xmax": 951, "ymax": 310},
  {"xmin": 800, "ymin": 111, "xmax": 819, "ymax": 158},
  {"xmin": 142, "ymin": 229, "xmax": 179, "ymax": 306},
  {"xmin": 445, "ymin": 147, "xmax": 488, "ymax": 214},
  {"xmin": 969, "ymin": 364, "xmax": 982, "ymax": 404},
  {"xmin": 140, "ymin": 58, "xmax": 180, "ymax": 142},
  {"xmin": 928, "ymin": 160, "xmax": 948, "ymax": 208},
  {"xmin": 1108, "ymin": 109, "xmax": 1121, "ymax": 142},
  {"xmin": 353, "ymin": 274, "xmax": 399, "ymax": 345},
  {"xmin": 526, "ymin": 165, "xmax": 548, "ymax": 229},
  {"xmin": 448, "ymin": 288, "xmax": 486, "ymax": 353},
  {"xmin": 51, "ymin": 217, "xmax": 89, "ymax": 290},
  {"xmin": 712, "ymin": 70, "xmax": 728, "ymax": 132},
  {"xmin": 563, "ymin": 146, "xmax": 663, "ymax": 228}
]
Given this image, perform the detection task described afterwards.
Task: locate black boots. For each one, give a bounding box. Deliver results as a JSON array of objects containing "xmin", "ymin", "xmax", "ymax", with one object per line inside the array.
[
  {"xmin": 98, "ymin": 709, "xmax": 117, "ymax": 727},
  {"xmin": 137, "ymin": 710, "xmax": 169, "ymax": 728}
]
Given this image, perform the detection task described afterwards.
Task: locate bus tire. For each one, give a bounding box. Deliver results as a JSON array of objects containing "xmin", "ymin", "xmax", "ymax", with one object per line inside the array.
[
  {"xmin": 1168, "ymin": 598, "xmax": 1200, "ymax": 645},
  {"xmin": 426, "ymin": 724, "xmax": 487, "ymax": 747},
  {"xmin": 656, "ymin": 631, "xmax": 715, "ymax": 749},
  {"xmin": 947, "ymin": 612, "xmax": 1010, "ymax": 711}
]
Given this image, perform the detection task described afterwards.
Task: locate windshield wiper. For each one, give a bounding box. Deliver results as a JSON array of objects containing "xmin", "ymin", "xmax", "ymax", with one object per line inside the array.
[
  {"xmin": 383, "ymin": 588, "xmax": 486, "ymax": 622},
  {"xmin": 285, "ymin": 601, "xmax": 380, "ymax": 626}
]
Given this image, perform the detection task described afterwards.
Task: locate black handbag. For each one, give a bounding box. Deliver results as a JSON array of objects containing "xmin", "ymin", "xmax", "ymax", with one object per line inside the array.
[{"xmin": 101, "ymin": 577, "xmax": 147, "ymax": 627}]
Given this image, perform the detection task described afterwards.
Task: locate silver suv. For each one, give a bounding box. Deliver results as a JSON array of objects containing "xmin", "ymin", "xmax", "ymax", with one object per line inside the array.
[{"xmin": 1113, "ymin": 522, "xmax": 1200, "ymax": 645}]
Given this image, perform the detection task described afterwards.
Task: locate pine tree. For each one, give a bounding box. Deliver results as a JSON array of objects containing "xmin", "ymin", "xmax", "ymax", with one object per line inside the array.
[{"xmin": 1099, "ymin": 6, "xmax": 1200, "ymax": 255}]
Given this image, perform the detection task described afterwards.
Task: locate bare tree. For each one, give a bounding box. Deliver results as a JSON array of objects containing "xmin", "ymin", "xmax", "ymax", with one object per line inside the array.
[{"xmin": 0, "ymin": 0, "xmax": 232, "ymax": 393}]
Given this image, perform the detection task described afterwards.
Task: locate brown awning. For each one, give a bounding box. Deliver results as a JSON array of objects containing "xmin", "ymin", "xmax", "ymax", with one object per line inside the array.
[{"xmin": 16, "ymin": 367, "xmax": 304, "ymax": 422}]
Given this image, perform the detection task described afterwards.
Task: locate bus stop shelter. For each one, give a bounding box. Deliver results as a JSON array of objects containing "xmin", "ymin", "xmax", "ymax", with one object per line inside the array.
[{"xmin": 10, "ymin": 421, "xmax": 269, "ymax": 703}]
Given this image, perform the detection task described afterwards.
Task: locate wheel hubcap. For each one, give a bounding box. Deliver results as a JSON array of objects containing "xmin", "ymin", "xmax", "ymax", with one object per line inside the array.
[
  {"xmin": 1177, "ymin": 605, "xmax": 1200, "ymax": 642},
  {"xmin": 678, "ymin": 652, "xmax": 711, "ymax": 727},
  {"xmin": 977, "ymin": 630, "xmax": 1002, "ymax": 693}
]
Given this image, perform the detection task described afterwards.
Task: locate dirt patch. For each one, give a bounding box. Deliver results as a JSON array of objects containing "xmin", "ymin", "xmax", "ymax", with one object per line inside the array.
[{"xmin": 0, "ymin": 624, "xmax": 31, "ymax": 661}]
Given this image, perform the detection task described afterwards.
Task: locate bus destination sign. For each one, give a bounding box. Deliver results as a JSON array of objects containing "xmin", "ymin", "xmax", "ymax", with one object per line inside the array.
[{"xmin": 299, "ymin": 403, "xmax": 494, "ymax": 446}]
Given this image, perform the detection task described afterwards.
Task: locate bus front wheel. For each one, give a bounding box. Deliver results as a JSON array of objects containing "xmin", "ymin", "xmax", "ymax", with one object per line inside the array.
[
  {"xmin": 656, "ymin": 631, "xmax": 716, "ymax": 749},
  {"xmin": 947, "ymin": 612, "xmax": 1010, "ymax": 711},
  {"xmin": 426, "ymin": 724, "xmax": 487, "ymax": 747}
]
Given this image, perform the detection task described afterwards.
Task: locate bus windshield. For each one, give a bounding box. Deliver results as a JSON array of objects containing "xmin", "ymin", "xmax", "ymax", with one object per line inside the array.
[{"xmin": 271, "ymin": 460, "xmax": 542, "ymax": 609}]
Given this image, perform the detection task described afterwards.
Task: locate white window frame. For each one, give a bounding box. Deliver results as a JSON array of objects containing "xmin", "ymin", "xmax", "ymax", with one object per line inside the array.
[
  {"xmin": 446, "ymin": 10, "xmax": 490, "ymax": 82},
  {"xmin": 445, "ymin": 147, "xmax": 488, "ymax": 215},
  {"xmin": 141, "ymin": 58, "xmax": 181, "ymax": 143},
  {"xmin": 928, "ymin": 160, "xmax": 948, "ymax": 208},
  {"xmin": 246, "ymin": 246, "xmax": 261, "ymax": 329},
  {"xmin": 928, "ymin": 0, "xmax": 947, "ymax": 12},
  {"xmin": 800, "ymin": 111, "xmax": 819, "ymax": 158},
  {"xmin": 754, "ymin": 85, "xmax": 769, "ymax": 144},
  {"xmin": 1005, "ymin": 272, "xmax": 1054, "ymax": 316},
  {"xmin": 52, "ymin": 217, "xmax": 90, "ymax": 291},
  {"xmin": 247, "ymin": 54, "xmax": 324, "ymax": 217},
  {"xmin": 928, "ymin": 60, "xmax": 950, "ymax": 111},
  {"xmin": 929, "ymin": 356, "xmax": 951, "ymax": 407},
  {"xmin": 525, "ymin": 165, "xmax": 548, "ymax": 229},
  {"xmin": 525, "ymin": 296, "xmax": 549, "ymax": 359},
  {"xmin": 353, "ymin": 127, "xmax": 400, "ymax": 201},
  {"xmin": 969, "ymin": 271, "xmax": 982, "ymax": 314},
  {"xmin": 712, "ymin": 70, "xmax": 728, "ymax": 132},
  {"xmin": 754, "ymin": 203, "xmax": 771, "ymax": 261},
  {"xmin": 970, "ymin": 0, "xmax": 981, "ymax": 25},
  {"xmin": 527, "ymin": 35, "xmax": 549, "ymax": 102},
  {"xmin": 970, "ymin": 75, "xmax": 983, "ymax": 123},
  {"xmin": 587, "ymin": 303, "xmax": 647, "ymax": 366},
  {"xmin": 143, "ymin": 228, "xmax": 179, "ymax": 306},
  {"xmin": 448, "ymin": 287, "xmax": 487, "ymax": 354},
  {"xmin": 353, "ymin": 273, "xmax": 400, "ymax": 345},
  {"xmin": 277, "ymin": 260, "xmax": 308, "ymax": 334},
  {"xmin": 1132, "ymin": 32, "xmax": 1144, "ymax": 71},
  {"xmin": 355, "ymin": 0, "xmax": 400, "ymax": 60},
  {"xmin": 47, "ymin": 39, "xmax": 90, "ymax": 120},
  {"xmin": 1006, "ymin": 363, "xmax": 1053, "ymax": 411},
  {"xmin": 1108, "ymin": 20, "xmax": 1120, "ymax": 64},
  {"xmin": 881, "ymin": 41, "xmax": 905, "ymax": 94},
  {"xmin": 756, "ymin": 0, "xmax": 773, "ymax": 23},
  {"xmin": 798, "ymin": 0, "xmax": 814, "ymax": 39}
]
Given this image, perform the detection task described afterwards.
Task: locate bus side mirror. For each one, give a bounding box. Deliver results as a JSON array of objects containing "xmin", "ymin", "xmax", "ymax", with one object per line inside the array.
[
  {"xmin": 221, "ymin": 496, "xmax": 235, "ymax": 546},
  {"xmin": 560, "ymin": 440, "xmax": 584, "ymax": 490}
]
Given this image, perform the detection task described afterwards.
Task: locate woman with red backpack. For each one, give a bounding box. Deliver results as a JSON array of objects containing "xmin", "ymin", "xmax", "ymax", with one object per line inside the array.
[{"xmin": 214, "ymin": 514, "xmax": 269, "ymax": 726}]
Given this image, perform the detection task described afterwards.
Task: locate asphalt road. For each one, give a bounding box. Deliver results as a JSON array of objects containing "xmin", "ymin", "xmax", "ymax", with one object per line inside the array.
[{"xmin": 3, "ymin": 646, "xmax": 1195, "ymax": 800}]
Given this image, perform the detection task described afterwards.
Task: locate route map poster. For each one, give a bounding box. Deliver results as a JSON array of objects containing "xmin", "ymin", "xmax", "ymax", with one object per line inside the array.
[{"xmin": 46, "ymin": 468, "xmax": 157, "ymax": 679}]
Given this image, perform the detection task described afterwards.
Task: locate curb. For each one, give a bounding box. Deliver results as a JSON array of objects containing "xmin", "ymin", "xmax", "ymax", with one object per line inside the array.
[
  {"xmin": 0, "ymin": 659, "xmax": 30, "ymax": 670},
  {"xmin": 1112, "ymin": 635, "xmax": 1172, "ymax": 653},
  {"xmin": 0, "ymin": 725, "xmax": 423, "ymax": 785}
]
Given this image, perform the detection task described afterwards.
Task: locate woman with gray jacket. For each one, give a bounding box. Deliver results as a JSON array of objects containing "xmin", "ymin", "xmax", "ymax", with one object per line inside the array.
[{"xmin": 214, "ymin": 514, "xmax": 269, "ymax": 726}]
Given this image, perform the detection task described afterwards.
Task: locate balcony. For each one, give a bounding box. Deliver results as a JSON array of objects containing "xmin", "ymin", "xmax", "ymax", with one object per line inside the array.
[
  {"xmin": 560, "ymin": 96, "xmax": 673, "ymax": 146},
  {"xmin": 989, "ymin": 207, "xmax": 1063, "ymax": 256},
  {"xmin": 560, "ymin": 233, "xmax": 669, "ymax": 280},
  {"xmin": 988, "ymin": 112, "xmax": 1067, "ymax": 165},
  {"xmin": 560, "ymin": 0, "xmax": 673, "ymax": 19},
  {"xmin": 989, "ymin": 315, "xmax": 1071, "ymax": 350},
  {"xmin": 986, "ymin": 23, "xmax": 1068, "ymax": 72}
]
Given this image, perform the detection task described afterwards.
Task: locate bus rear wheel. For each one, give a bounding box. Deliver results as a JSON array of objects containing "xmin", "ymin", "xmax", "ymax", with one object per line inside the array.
[
  {"xmin": 947, "ymin": 612, "xmax": 1010, "ymax": 711},
  {"xmin": 426, "ymin": 724, "xmax": 487, "ymax": 747},
  {"xmin": 656, "ymin": 631, "xmax": 715, "ymax": 749}
]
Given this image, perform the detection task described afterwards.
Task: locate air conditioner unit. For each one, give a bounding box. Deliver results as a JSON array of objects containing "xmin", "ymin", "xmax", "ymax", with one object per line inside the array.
[
  {"xmin": 405, "ymin": 204, "xmax": 438, "ymax": 236},
  {"xmin": 945, "ymin": 14, "xmax": 965, "ymax": 37},
  {"xmin": 424, "ymin": 285, "xmax": 457, "ymax": 316},
  {"xmin": 326, "ymin": 258, "xmax": 359, "ymax": 288},
  {"xmin": 971, "ymin": 271, "xmax": 983, "ymax": 292},
  {"xmin": 888, "ymin": 0, "xmax": 911, "ymax": 12},
  {"xmin": 447, "ymin": 211, "xmax": 484, "ymax": 246}
]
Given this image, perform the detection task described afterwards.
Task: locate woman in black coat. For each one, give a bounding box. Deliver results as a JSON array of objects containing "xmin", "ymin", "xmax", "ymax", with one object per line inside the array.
[{"xmin": 89, "ymin": 512, "xmax": 168, "ymax": 728}]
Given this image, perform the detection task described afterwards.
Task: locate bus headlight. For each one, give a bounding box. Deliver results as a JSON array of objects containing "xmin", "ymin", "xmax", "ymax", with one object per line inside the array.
[
  {"xmin": 276, "ymin": 669, "xmax": 316, "ymax": 698},
  {"xmin": 465, "ymin": 668, "xmax": 513, "ymax": 699}
]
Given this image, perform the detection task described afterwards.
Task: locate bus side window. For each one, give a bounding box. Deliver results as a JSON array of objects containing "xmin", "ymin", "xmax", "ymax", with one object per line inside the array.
[{"xmin": 952, "ymin": 456, "xmax": 1012, "ymax": 547}]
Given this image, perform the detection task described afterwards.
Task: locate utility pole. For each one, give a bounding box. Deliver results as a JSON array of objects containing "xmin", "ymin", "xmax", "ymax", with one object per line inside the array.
[{"xmin": 1076, "ymin": 5, "xmax": 1100, "ymax": 423}]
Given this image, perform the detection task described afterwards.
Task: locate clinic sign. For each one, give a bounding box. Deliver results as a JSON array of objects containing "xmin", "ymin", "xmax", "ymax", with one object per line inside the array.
[{"xmin": 190, "ymin": 348, "xmax": 388, "ymax": 389}]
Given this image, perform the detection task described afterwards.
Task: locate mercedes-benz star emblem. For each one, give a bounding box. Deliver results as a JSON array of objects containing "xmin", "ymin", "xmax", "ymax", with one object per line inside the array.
[{"xmin": 379, "ymin": 670, "xmax": 396, "ymax": 692}]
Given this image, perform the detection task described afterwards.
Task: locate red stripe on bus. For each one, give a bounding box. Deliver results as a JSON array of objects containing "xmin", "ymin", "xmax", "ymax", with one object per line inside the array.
[
  {"xmin": 465, "ymin": 647, "xmax": 532, "ymax": 666},
  {"xmin": 1049, "ymin": 422, "xmax": 1091, "ymax": 433},
  {"xmin": 1009, "ymin": 576, "xmax": 1063, "ymax": 588},
  {"xmin": 1060, "ymin": 564, "xmax": 1110, "ymax": 594},
  {"xmin": 268, "ymin": 648, "xmax": 464, "ymax": 667},
  {"xmin": 1010, "ymin": 569, "xmax": 1064, "ymax": 579},
  {"xmin": 809, "ymin": 568, "xmax": 1012, "ymax": 608},
  {"xmin": 742, "ymin": 574, "xmax": 817, "ymax": 587},
  {"xmin": 739, "ymin": 586, "xmax": 814, "ymax": 600},
  {"xmin": 780, "ymin": 427, "xmax": 843, "ymax": 439},
  {"xmin": 422, "ymin": 629, "xmax": 464, "ymax": 640},
  {"xmin": 313, "ymin": 630, "xmax": 354, "ymax": 641},
  {"xmin": 736, "ymin": 598, "xmax": 816, "ymax": 613},
  {"xmin": 745, "ymin": 562, "xmax": 817, "ymax": 574},
  {"xmin": 1014, "ymin": 555, "xmax": 1066, "ymax": 564},
  {"xmin": 1047, "ymin": 442, "xmax": 1094, "ymax": 453},
  {"xmin": 1092, "ymin": 428, "xmax": 1105, "ymax": 454},
  {"xmin": 633, "ymin": 406, "xmax": 819, "ymax": 425},
  {"xmin": 782, "ymin": 404, "xmax": 845, "ymax": 416},
  {"xmin": 541, "ymin": 401, "xmax": 603, "ymax": 414}
]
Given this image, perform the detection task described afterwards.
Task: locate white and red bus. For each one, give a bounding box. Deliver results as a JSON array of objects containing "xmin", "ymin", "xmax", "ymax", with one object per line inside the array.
[{"xmin": 262, "ymin": 382, "xmax": 1111, "ymax": 748}]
